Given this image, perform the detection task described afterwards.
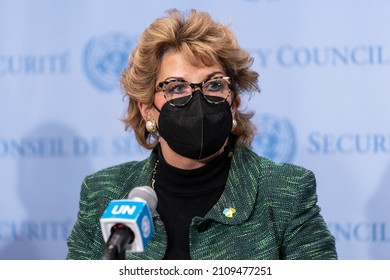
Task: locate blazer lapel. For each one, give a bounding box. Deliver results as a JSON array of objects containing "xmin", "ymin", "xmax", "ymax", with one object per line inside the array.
[
  {"xmin": 123, "ymin": 150, "xmax": 168, "ymax": 260},
  {"xmin": 204, "ymin": 147, "xmax": 261, "ymax": 225}
]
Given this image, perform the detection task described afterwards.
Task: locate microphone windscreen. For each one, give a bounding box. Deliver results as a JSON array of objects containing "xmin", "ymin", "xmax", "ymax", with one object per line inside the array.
[{"xmin": 127, "ymin": 186, "xmax": 158, "ymax": 216}]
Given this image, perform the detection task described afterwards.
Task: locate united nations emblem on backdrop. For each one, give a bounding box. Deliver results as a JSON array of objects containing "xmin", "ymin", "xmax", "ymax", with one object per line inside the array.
[
  {"xmin": 83, "ymin": 32, "xmax": 134, "ymax": 91},
  {"xmin": 252, "ymin": 114, "xmax": 297, "ymax": 163}
]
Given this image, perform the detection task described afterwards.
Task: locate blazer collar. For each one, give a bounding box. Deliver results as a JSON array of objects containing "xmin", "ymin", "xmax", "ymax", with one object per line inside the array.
[{"xmin": 133, "ymin": 147, "xmax": 261, "ymax": 225}]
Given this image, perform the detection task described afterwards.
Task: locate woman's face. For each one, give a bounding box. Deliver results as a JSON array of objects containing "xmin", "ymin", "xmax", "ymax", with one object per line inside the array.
[{"xmin": 138, "ymin": 49, "xmax": 240, "ymax": 166}]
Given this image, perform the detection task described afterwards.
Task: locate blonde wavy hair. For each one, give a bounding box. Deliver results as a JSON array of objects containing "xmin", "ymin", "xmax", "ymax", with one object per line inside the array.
[{"xmin": 121, "ymin": 9, "xmax": 260, "ymax": 150}]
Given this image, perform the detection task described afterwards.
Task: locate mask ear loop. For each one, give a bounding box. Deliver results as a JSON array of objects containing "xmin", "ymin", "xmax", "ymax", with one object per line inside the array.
[
  {"xmin": 153, "ymin": 103, "xmax": 161, "ymax": 113},
  {"xmin": 230, "ymin": 93, "xmax": 236, "ymax": 108}
]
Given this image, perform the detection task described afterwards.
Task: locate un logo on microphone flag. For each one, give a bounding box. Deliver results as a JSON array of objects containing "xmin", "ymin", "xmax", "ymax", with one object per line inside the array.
[{"xmin": 83, "ymin": 32, "xmax": 135, "ymax": 91}]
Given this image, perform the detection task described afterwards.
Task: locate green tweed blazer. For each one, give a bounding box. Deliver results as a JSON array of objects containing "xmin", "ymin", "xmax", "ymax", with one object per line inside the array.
[{"xmin": 66, "ymin": 146, "xmax": 337, "ymax": 260}]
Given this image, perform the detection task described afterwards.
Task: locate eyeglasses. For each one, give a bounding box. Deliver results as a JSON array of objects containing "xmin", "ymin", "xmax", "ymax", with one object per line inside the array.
[{"xmin": 156, "ymin": 76, "xmax": 231, "ymax": 106}]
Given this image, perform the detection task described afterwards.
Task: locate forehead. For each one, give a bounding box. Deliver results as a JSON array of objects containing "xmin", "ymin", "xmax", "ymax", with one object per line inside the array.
[{"xmin": 157, "ymin": 50, "xmax": 223, "ymax": 82}]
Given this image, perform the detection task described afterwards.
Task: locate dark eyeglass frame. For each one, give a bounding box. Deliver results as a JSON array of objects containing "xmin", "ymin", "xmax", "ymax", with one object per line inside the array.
[{"xmin": 155, "ymin": 76, "xmax": 231, "ymax": 106}]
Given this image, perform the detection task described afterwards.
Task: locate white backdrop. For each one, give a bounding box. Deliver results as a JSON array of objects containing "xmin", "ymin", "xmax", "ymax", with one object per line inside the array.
[{"xmin": 0, "ymin": 0, "xmax": 389, "ymax": 260}]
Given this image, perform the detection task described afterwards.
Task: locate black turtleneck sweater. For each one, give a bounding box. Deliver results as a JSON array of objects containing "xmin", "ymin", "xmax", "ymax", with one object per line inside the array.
[{"xmin": 154, "ymin": 144, "xmax": 233, "ymax": 260}]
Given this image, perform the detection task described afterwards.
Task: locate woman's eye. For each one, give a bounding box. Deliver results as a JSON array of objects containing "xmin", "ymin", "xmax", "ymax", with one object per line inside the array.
[
  {"xmin": 206, "ymin": 81, "xmax": 223, "ymax": 92},
  {"xmin": 167, "ymin": 83, "xmax": 187, "ymax": 94}
]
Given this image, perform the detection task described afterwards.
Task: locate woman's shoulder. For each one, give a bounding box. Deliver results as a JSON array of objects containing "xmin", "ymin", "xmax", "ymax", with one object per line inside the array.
[
  {"xmin": 236, "ymin": 146, "xmax": 320, "ymax": 216},
  {"xmin": 80, "ymin": 153, "xmax": 156, "ymax": 200},
  {"xmin": 236, "ymin": 146, "xmax": 314, "ymax": 177},
  {"xmin": 84, "ymin": 160, "xmax": 142, "ymax": 184},
  {"xmin": 235, "ymin": 146, "xmax": 316, "ymax": 195}
]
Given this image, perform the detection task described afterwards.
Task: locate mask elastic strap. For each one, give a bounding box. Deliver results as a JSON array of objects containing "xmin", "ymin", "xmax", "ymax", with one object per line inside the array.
[
  {"xmin": 229, "ymin": 93, "xmax": 237, "ymax": 108},
  {"xmin": 152, "ymin": 103, "xmax": 161, "ymax": 113}
]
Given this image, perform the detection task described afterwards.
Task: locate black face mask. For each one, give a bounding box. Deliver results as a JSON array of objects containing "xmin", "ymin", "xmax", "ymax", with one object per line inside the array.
[{"xmin": 155, "ymin": 90, "xmax": 233, "ymax": 160}]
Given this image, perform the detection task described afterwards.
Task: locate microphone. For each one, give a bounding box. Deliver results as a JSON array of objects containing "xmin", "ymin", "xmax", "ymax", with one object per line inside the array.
[{"xmin": 100, "ymin": 186, "xmax": 158, "ymax": 260}]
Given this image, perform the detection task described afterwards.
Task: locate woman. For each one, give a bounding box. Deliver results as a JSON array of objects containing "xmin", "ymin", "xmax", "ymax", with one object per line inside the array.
[{"xmin": 67, "ymin": 9, "xmax": 337, "ymax": 260}]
